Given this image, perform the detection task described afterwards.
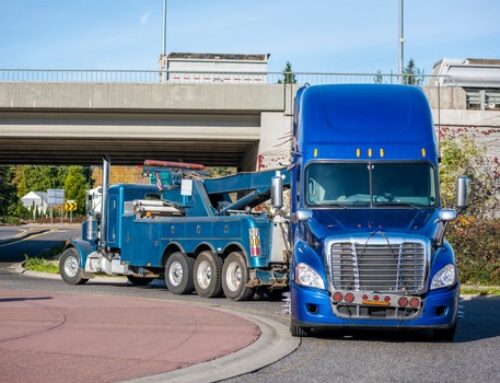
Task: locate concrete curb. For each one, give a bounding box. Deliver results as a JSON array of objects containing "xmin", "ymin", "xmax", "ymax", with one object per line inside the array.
[
  {"xmin": 121, "ymin": 308, "xmax": 300, "ymax": 383},
  {"xmin": 0, "ymin": 228, "xmax": 50, "ymax": 245},
  {"xmin": 16, "ymin": 264, "xmax": 128, "ymax": 283}
]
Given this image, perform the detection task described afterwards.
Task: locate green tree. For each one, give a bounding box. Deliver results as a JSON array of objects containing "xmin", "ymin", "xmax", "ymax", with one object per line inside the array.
[
  {"xmin": 277, "ymin": 61, "xmax": 297, "ymax": 84},
  {"xmin": 403, "ymin": 59, "xmax": 424, "ymax": 86},
  {"xmin": 64, "ymin": 166, "xmax": 90, "ymax": 215},
  {"xmin": 13, "ymin": 165, "xmax": 68, "ymax": 198},
  {"xmin": 0, "ymin": 166, "xmax": 18, "ymax": 218}
]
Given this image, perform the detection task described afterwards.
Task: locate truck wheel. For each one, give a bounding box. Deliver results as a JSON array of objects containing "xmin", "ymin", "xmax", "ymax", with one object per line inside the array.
[
  {"xmin": 222, "ymin": 252, "xmax": 254, "ymax": 301},
  {"xmin": 165, "ymin": 252, "xmax": 194, "ymax": 295},
  {"xmin": 193, "ymin": 251, "xmax": 223, "ymax": 298},
  {"xmin": 290, "ymin": 319, "xmax": 309, "ymax": 337},
  {"xmin": 127, "ymin": 275, "xmax": 154, "ymax": 286},
  {"xmin": 59, "ymin": 247, "xmax": 88, "ymax": 285},
  {"xmin": 433, "ymin": 323, "xmax": 457, "ymax": 342}
]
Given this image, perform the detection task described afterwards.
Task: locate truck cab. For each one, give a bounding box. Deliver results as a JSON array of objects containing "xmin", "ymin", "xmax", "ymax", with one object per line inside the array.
[{"xmin": 287, "ymin": 84, "xmax": 468, "ymax": 340}]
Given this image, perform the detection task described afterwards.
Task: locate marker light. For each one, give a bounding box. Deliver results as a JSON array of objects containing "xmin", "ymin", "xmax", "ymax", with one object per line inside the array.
[
  {"xmin": 384, "ymin": 296, "xmax": 391, "ymax": 303},
  {"xmin": 379, "ymin": 148, "xmax": 385, "ymax": 158},
  {"xmin": 356, "ymin": 148, "xmax": 361, "ymax": 158},
  {"xmin": 421, "ymin": 148, "xmax": 427, "ymax": 157},
  {"xmin": 373, "ymin": 294, "xmax": 379, "ymax": 301},
  {"xmin": 333, "ymin": 291, "xmax": 343, "ymax": 303},
  {"xmin": 345, "ymin": 292, "xmax": 355, "ymax": 304},
  {"xmin": 249, "ymin": 228, "xmax": 261, "ymax": 257},
  {"xmin": 314, "ymin": 148, "xmax": 319, "ymax": 158},
  {"xmin": 368, "ymin": 148, "xmax": 373, "ymax": 158},
  {"xmin": 398, "ymin": 297, "xmax": 408, "ymax": 307},
  {"xmin": 409, "ymin": 298, "xmax": 420, "ymax": 309},
  {"xmin": 362, "ymin": 294, "xmax": 369, "ymax": 301}
]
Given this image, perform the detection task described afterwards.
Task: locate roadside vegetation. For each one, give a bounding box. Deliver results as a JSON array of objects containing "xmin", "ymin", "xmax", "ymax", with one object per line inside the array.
[
  {"xmin": 23, "ymin": 244, "xmax": 65, "ymax": 274},
  {"xmin": 439, "ymin": 135, "xmax": 500, "ymax": 286}
]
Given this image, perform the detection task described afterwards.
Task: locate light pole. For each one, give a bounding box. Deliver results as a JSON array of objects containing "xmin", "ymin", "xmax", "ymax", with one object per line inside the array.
[
  {"xmin": 160, "ymin": 0, "xmax": 168, "ymax": 80},
  {"xmin": 162, "ymin": 0, "xmax": 167, "ymax": 56},
  {"xmin": 398, "ymin": 0, "xmax": 405, "ymax": 83}
]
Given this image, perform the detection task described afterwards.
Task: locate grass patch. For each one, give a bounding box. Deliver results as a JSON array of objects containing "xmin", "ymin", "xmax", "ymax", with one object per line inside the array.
[
  {"xmin": 460, "ymin": 285, "xmax": 500, "ymax": 296},
  {"xmin": 23, "ymin": 256, "xmax": 59, "ymax": 274}
]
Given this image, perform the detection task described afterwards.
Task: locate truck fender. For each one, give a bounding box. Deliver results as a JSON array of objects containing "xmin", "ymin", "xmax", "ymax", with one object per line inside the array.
[
  {"xmin": 291, "ymin": 239, "xmax": 328, "ymax": 287},
  {"xmin": 65, "ymin": 239, "xmax": 97, "ymax": 270},
  {"xmin": 429, "ymin": 241, "xmax": 456, "ymax": 282}
]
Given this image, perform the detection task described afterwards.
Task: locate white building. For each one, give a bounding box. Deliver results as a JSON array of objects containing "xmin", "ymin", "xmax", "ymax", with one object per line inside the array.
[
  {"xmin": 21, "ymin": 191, "xmax": 48, "ymax": 214},
  {"xmin": 431, "ymin": 58, "xmax": 500, "ymax": 110},
  {"xmin": 166, "ymin": 52, "xmax": 270, "ymax": 84}
]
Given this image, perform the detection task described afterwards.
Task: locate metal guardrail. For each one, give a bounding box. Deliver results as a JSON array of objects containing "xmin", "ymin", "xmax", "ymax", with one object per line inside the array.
[{"xmin": 0, "ymin": 69, "xmax": 451, "ymax": 86}]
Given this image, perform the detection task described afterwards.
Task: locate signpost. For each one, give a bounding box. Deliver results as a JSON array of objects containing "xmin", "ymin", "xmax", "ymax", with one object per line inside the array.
[
  {"xmin": 64, "ymin": 200, "xmax": 77, "ymax": 224},
  {"xmin": 47, "ymin": 189, "xmax": 65, "ymax": 228}
]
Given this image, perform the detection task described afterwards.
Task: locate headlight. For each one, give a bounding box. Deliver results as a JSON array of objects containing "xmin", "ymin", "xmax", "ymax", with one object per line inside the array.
[
  {"xmin": 295, "ymin": 263, "xmax": 325, "ymax": 290},
  {"xmin": 430, "ymin": 264, "xmax": 456, "ymax": 290}
]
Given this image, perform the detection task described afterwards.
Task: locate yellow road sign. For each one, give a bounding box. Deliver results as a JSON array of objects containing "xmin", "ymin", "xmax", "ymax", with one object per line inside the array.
[{"xmin": 64, "ymin": 200, "xmax": 77, "ymax": 212}]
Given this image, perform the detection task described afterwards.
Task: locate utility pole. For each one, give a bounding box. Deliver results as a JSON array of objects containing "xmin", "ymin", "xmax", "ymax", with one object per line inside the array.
[
  {"xmin": 159, "ymin": 0, "xmax": 168, "ymax": 81},
  {"xmin": 398, "ymin": 0, "xmax": 405, "ymax": 84}
]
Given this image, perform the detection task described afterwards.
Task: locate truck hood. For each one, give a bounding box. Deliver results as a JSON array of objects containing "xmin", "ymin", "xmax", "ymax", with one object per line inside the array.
[{"xmin": 308, "ymin": 208, "xmax": 439, "ymax": 240}]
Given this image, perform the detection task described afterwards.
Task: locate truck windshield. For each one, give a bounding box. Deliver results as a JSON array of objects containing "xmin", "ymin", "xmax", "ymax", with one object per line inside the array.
[{"xmin": 305, "ymin": 162, "xmax": 437, "ymax": 208}]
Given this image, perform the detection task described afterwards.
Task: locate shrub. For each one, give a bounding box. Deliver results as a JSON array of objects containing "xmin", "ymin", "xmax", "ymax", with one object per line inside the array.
[{"xmin": 447, "ymin": 216, "xmax": 500, "ymax": 285}]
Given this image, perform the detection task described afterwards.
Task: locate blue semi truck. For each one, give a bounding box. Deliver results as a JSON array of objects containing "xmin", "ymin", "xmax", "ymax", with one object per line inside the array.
[
  {"xmin": 273, "ymin": 84, "xmax": 468, "ymax": 340},
  {"xmin": 60, "ymin": 83, "xmax": 467, "ymax": 341}
]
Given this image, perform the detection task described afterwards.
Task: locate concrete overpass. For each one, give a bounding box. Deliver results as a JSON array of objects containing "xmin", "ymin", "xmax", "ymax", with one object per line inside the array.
[
  {"xmin": 0, "ymin": 79, "xmax": 498, "ymax": 169},
  {"xmin": 0, "ymin": 82, "xmax": 294, "ymax": 170}
]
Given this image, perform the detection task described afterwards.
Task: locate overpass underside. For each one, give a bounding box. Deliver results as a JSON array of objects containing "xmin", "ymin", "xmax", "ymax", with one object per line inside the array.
[
  {"xmin": 0, "ymin": 111, "xmax": 259, "ymax": 167},
  {"xmin": 0, "ymin": 82, "xmax": 293, "ymax": 169}
]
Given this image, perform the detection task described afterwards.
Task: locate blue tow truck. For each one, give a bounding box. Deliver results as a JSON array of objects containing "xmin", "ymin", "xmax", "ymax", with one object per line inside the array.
[
  {"xmin": 60, "ymin": 159, "xmax": 290, "ymax": 301},
  {"xmin": 271, "ymin": 84, "xmax": 468, "ymax": 340}
]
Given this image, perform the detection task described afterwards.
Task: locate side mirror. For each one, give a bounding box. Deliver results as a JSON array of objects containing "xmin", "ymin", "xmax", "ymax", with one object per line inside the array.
[
  {"xmin": 456, "ymin": 176, "xmax": 469, "ymax": 210},
  {"xmin": 271, "ymin": 173, "xmax": 283, "ymax": 210},
  {"xmin": 439, "ymin": 209, "xmax": 457, "ymax": 222}
]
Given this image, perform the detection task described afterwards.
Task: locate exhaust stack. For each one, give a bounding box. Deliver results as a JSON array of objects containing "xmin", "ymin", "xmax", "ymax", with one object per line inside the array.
[{"xmin": 100, "ymin": 156, "xmax": 110, "ymax": 250}]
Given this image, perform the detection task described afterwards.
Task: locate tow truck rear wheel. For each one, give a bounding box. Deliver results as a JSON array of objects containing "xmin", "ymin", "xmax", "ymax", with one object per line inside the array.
[
  {"xmin": 193, "ymin": 251, "xmax": 223, "ymax": 298},
  {"xmin": 222, "ymin": 251, "xmax": 254, "ymax": 301},
  {"xmin": 59, "ymin": 247, "xmax": 88, "ymax": 285},
  {"xmin": 433, "ymin": 323, "xmax": 457, "ymax": 342},
  {"xmin": 290, "ymin": 319, "xmax": 309, "ymax": 337},
  {"xmin": 165, "ymin": 252, "xmax": 194, "ymax": 295},
  {"xmin": 126, "ymin": 275, "xmax": 154, "ymax": 286}
]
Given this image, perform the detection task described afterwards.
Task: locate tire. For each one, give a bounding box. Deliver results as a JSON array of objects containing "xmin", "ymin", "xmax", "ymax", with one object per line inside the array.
[
  {"xmin": 127, "ymin": 275, "xmax": 154, "ymax": 286},
  {"xmin": 193, "ymin": 251, "xmax": 223, "ymax": 298},
  {"xmin": 290, "ymin": 319, "xmax": 309, "ymax": 337},
  {"xmin": 222, "ymin": 251, "xmax": 254, "ymax": 301},
  {"xmin": 164, "ymin": 252, "xmax": 195, "ymax": 295},
  {"xmin": 59, "ymin": 247, "xmax": 88, "ymax": 285},
  {"xmin": 433, "ymin": 323, "xmax": 457, "ymax": 342}
]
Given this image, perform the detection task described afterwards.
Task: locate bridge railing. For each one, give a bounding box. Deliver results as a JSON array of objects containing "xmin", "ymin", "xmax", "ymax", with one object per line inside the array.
[{"xmin": 0, "ymin": 68, "xmax": 451, "ymax": 87}]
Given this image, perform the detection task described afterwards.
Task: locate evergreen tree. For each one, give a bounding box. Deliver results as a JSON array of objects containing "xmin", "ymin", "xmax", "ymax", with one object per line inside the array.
[
  {"xmin": 403, "ymin": 59, "xmax": 424, "ymax": 86},
  {"xmin": 278, "ymin": 61, "xmax": 297, "ymax": 84}
]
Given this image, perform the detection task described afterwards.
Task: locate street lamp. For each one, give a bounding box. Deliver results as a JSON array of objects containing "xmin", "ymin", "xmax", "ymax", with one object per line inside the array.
[{"xmin": 398, "ymin": 0, "xmax": 405, "ymax": 83}]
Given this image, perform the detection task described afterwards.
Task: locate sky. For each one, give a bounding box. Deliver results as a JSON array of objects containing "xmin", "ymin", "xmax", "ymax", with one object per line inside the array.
[{"xmin": 0, "ymin": 0, "xmax": 499, "ymax": 74}]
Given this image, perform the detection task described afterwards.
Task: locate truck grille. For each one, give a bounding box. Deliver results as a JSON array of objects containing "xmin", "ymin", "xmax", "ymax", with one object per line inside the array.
[{"xmin": 328, "ymin": 241, "xmax": 426, "ymax": 294}]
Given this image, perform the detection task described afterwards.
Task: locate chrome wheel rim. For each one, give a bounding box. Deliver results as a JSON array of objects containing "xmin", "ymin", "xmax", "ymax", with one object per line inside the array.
[
  {"xmin": 169, "ymin": 261, "xmax": 183, "ymax": 287},
  {"xmin": 226, "ymin": 262, "xmax": 242, "ymax": 292},
  {"xmin": 64, "ymin": 255, "xmax": 79, "ymax": 278},
  {"xmin": 197, "ymin": 260, "xmax": 212, "ymax": 290}
]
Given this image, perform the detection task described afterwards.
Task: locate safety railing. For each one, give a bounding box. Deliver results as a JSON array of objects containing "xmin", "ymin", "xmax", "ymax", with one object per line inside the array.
[{"xmin": 0, "ymin": 68, "xmax": 452, "ymax": 87}]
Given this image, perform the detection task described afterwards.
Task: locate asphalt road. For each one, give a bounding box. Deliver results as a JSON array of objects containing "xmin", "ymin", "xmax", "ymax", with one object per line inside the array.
[
  {"xmin": 0, "ymin": 232, "xmax": 499, "ymax": 383},
  {"xmin": 0, "ymin": 227, "xmax": 24, "ymax": 241},
  {"xmin": 0, "ymin": 229, "xmax": 80, "ymax": 265}
]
